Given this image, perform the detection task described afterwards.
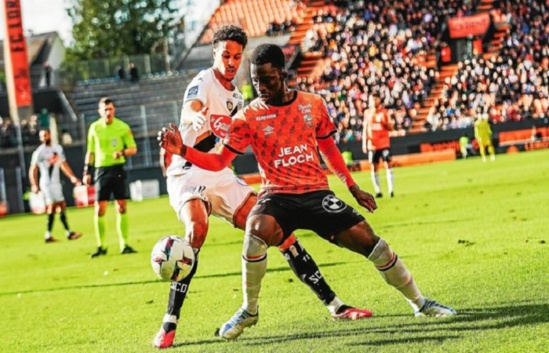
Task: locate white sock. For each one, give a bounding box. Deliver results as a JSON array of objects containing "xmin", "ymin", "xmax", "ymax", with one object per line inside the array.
[
  {"xmin": 242, "ymin": 255, "xmax": 267, "ymax": 315},
  {"xmin": 326, "ymin": 296, "xmax": 345, "ymax": 315},
  {"xmin": 370, "ymin": 170, "xmax": 381, "ymax": 194},
  {"xmin": 386, "ymin": 168, "xmax": 394, "ymax": 194},
  {"xmin": 368, "ymin": 239, "xmax": 425, "ymax": 312},
  {"xmin": 162, "ymin": 314, "xmax": 177, "ymax": 324},
  {"xmin": 45, "ymin": 231, "xmax": 51, "ymax": 239}
]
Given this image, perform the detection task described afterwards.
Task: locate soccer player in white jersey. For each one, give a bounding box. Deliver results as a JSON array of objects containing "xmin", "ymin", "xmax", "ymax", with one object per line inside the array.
[
  {"xmin": 29, "ymin": 129, "xmax": 82, "ymax": 243},
  {"xmin": 153, "ymin": 25, "xmax": 372, "ymax": 349}
]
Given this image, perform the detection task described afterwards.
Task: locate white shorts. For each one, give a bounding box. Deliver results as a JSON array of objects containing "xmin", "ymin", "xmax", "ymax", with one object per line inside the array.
[
  {"xmin": 167, "ymin": 166, "xmax": 255, "ymax": 225},
  {"xmin": 40, "ymin": 182, "xmax": 65, "ymax": 204}
]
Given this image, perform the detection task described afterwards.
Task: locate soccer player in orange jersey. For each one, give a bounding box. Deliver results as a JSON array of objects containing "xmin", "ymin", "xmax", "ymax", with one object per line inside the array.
[
  {"xmin": 159, "ymin": 44, "xmax": 456, "ymax": 340},
  {"xmin": 153, "ymin": 26, "xmax": 371, "ymax": 349},
  {"xmin": 363, "ymin": 92, "xmax": 395, "ymax": 198}
]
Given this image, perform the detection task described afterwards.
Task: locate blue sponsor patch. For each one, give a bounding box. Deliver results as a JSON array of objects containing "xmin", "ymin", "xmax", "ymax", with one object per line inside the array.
[{"xmin": 187, "ymin": 85, "xmax": 199, "ymax": 99}]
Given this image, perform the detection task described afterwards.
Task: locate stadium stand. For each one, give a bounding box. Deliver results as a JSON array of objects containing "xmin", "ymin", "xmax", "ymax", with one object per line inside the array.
[
  {"xmin": 199, "ymin": 0, "xmax": 308, "ymax": 44},
  {"xmin": 426, "ymin": 0, "xmax": 549, "ymax": 131}
]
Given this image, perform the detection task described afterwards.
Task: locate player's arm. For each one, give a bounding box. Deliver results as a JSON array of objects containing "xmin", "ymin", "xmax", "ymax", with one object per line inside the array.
[
  {"xmin": 383, "ymin": 110, "xmax": 395, "ymax": 131},
  {"xmin": 83, "ymin": 151, "xmax": 95, "ymax": 186},
  {"xmin": 116, "ymin": 126, "xmax": 137, "ymax": 159},
  {"xmin": 317, "ymin": 137, "xmax": 377, "ymax": 213},
  {"xmin": 60, "ymin": 161, "xmax": 81, "ymax": 186},
  {"xmin": 29, "ymin": 159, "xmax": 39, "ymax": 193},
  {"xmin": 362, "ymin": 112, "xmax": 370, "ymax": 154},
  {"xmin": 159, "ymin": 123, "xmax": 236, "ymax": 171},
  {"xmin": 181, "ymin": 99, "xmax": 208, "ymax": 131}
]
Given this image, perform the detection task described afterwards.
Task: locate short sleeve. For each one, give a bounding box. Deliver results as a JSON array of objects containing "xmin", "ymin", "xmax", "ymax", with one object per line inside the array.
[
  {"xmin": 184, "ymin": 73, "xmax": 209, "ymax": 105},
  {"xmin": 123, "ymin": 124, "xmax": 137, "ymax": 148},
  {"xmin": 57, "ymin": 146, "xmax": 66, "ymax": 161},
  {"xmin": 315, "ymin": 97, "xmax": 337, "ymax": 139},
  {"xmin": 87, "ymin": 124, "xmax": 95, "ymax": 153}
]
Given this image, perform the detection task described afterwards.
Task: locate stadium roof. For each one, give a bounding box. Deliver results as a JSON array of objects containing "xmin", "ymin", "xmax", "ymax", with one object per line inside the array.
[{"xmin": 0, "ymin": 31, "xmax": 61, "ymax": 66}]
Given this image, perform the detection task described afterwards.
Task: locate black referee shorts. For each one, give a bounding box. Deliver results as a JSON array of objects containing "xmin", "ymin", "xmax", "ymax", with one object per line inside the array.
[{"xmin": 94, "ymin": 165, "xmax": 129, "ymax": 201}]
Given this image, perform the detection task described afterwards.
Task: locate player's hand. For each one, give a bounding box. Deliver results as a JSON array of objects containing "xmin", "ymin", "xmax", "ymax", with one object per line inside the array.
[
  {"xmin": 349, "ymin": 185, "xmax": 377, "ymax": 213},
  {"xmin": 83, "ymin": 174, "xmax": 91, "ymax": 186},
  {"xmin": 158, "ymin": 123, "xmax": 187, "ymax": 156},
  {"xmin": 71, "ymin": 176, "xmax": 82, "ymax": 186},
  {"xmin": 31, "ymin": 185, "xmax": 39, "ymax": 194},
  {"xmin": 189, "ymin": 107, "xmax": 209, "ymax": 132}
]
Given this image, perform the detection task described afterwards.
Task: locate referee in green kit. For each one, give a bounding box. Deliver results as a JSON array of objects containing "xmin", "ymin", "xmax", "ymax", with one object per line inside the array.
[{"xmin": 83, "ymin": 97, "xmax": 138, "ymax": 258}]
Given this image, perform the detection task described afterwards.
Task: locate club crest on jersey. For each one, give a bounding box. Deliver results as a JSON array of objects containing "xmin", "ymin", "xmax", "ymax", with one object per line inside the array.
[
  {"xmin": 227, "ymin": 100, "xmax": 234, "ymax": 111},
  {"xmin": 304, "ymin": 114, "xmax": 313, "ymax": 128},
  {"xmin": 322, "ymin": 195, "xmax": 347, "ymax": 213},
  {"xmin": 187, "ymin": 86, "xmax": 199, "ymax": 99}
]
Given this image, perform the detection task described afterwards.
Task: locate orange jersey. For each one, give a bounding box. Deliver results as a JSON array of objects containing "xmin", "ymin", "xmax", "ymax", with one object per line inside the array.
[
  {"xmin": 365, "ymin": 107, "xmax": 391, "ymax": 150},
  {"xmin": 224, "ymin": 92, "xmax": 336, "ymax": 195}
]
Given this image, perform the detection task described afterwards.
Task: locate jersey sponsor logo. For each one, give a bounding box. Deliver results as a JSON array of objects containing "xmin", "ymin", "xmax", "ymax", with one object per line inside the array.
[
  {"xmin": 256, "ymin": 113, "xmax": 277, "ymax": 121},
  {"xmin": 187, "ymin": 85, "xmax": 199, "ymax": 99},
  {"xmin": 210, "ymin": 114, "xmax": 232, "ymax": 138},
  {"xmin": 321, "ymin": 195, "xmax": 347, "ymax": 213},
  {"xmin": 274, "ymin": 144, "xmax": 314, "ymax": 168}
]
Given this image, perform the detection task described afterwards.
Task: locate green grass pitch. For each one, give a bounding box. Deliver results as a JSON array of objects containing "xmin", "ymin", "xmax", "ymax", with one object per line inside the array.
[{"xmin": 0, "ymin": 150, "xmax": 548, "ymax": 353}]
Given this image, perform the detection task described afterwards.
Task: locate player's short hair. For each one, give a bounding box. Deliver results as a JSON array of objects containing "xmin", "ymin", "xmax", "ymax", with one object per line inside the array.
[
  {"xmin": 213, "ymin": 25, "xmax": 248, "ymax": 49},
  {"xmin": 99, "ymin": 97, "xmax": 115, "ymax": 106},
  {"xmin": 250, "ymin": 44, "xmax": 285, "ymax": 69}
]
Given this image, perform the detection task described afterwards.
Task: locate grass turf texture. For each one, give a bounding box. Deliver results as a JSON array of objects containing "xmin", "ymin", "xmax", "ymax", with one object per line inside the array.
[{"xmin": 0, "ymin": 150, "xmax": 547, "ymax": 353}]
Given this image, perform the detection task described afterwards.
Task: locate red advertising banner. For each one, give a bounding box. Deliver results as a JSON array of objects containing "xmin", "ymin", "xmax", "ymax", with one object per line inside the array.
[
  {"xmin": 448, "ymin": 13, "xmax": 491, "ymax": 39},
  {"xmin": 3, "ymin": 0, "xmax": 32, "ymax": 107}
]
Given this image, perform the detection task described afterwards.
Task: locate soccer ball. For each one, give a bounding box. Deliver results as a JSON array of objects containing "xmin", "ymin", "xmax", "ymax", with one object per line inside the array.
[{"xmin": 151, "ymin": 235, "xmax": 195, "ymax": 282}]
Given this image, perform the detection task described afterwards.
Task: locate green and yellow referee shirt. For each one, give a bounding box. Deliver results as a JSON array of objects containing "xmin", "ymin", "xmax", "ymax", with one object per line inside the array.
[{"xmin": 87, "ymin": 117, "xmax": 137, "ymax": 167}]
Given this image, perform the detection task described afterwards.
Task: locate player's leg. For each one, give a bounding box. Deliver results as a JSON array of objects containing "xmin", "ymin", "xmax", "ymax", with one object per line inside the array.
[
  {"xmin": 478, "ymin": 140, "xmax": 487, "ymax": 162},
  {"xmin": 44, "ymin": 202, "xmax": 57, "ymax": 243},
  {"xmin": 382, "ymin": 149, "xmax": 394, "ymax": 197},
  {"xmin": 369, "ymin": 151, "xmax": 382, "ymax": 197},
  {"xmin": 114, "ymin": 199, "xmax": 135, "ymax": 253},
  {"xmin": 218, "ymin": 212, "xmax": 280, "ymax": 340},
  {"xmin": 91, "ymin": 171, "xmax": 111, "ymax": 257},
  {"xmin": 154, "ymin": 180, "xmax": 210, "ymax": 348},
  {"xmin": 336, "ymin": 221, "xmax": 456, "ymax": 317},
  {"xmin": 91, "ymin": 200, "xmax": 109, "ymax": 257},
  {"xmin": 225, "ymin": 178, "xmax": 368, "ymax": 319},
  {"xmin": 112, "ymin": 168, "xmax": 134, "ymax": 254},
  {"xmin": 57, "ymin": 200, "xmax": 82, "ymax": 240},
  {"xmin": 487, "ymin": 142, "xmax": 495, "ymax": 161}
]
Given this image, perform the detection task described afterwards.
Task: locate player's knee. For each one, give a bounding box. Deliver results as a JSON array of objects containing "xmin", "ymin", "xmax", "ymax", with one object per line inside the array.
[
  {"xmin": 243, "ymin": 233, "xmax": 268, "ymax": 260},
  {"xmin": 338, "ymin": 221, "xmax": 379, "ymax": 256}
]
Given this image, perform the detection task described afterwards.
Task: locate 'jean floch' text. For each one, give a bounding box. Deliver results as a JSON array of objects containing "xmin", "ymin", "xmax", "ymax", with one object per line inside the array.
[{"xmin": 274, "ymin": 144, "xmax": 314, "ymax": 168}]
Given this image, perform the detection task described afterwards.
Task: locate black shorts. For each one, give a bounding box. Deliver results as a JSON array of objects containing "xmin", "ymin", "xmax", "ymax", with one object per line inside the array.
[
  {"xmin": 94, "ymin": 165, "xmax": 129, "ymax": 201},
  {"xmin": 368, "ymin": 148, "xmax": 392, "ymax": 164},
  {"xmin": 250, "ymin": 190, "xmax": 365, "ymax": 245}
]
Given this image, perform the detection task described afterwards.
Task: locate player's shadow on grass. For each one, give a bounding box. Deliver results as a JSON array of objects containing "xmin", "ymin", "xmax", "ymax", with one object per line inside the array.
[
  {"xmin": 0, "ymin": 262, "xmax": 349, "ymax": 296},
  {"xmin": 182, "ymin": 302, "xmax": 547, "ymax": 348}
]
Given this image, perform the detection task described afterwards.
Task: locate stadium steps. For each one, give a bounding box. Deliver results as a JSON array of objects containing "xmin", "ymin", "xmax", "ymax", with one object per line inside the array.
[
  {"xmin": 410, "ymin": 64, "xmax": 458, "ymax": 133},
  {"xmin": 287, "ymin": 0, "xmax": 331, "ymax": 78}
]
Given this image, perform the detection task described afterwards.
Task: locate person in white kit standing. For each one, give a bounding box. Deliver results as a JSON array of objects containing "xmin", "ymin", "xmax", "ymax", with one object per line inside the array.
[
  {"xmin": 29, "ymin": 129, "xmax": 83, "ymax": 243},
  {"xmin": 154, "ymin": 25, "xmax": 372, "ymax": 349}
]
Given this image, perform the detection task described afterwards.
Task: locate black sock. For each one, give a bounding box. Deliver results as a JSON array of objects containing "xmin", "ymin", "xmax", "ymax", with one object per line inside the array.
[
  {"xmin": 60, "ymin": 212, "xmax": 70, "ymax": 231},
  {"xmin": 281, "ymin": 240, "xmax": 336, "ymax": 305},
  {"xmin": 165, "ymin": 252, "xmax": 200, "ymax": 321},
  {"xmin": 47, "ymin": 213, "xmax": 55, "ymax": 232}
]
